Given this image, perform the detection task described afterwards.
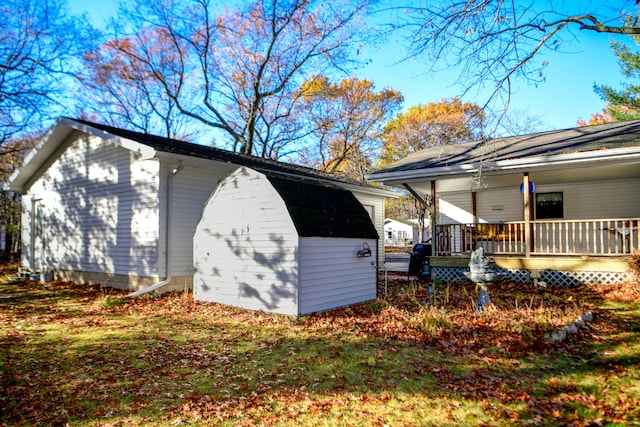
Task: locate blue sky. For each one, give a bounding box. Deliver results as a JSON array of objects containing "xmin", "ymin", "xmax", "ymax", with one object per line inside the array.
[{"xmin": 68, "ymin": 0, "xmax": 634, "ymax": 133}]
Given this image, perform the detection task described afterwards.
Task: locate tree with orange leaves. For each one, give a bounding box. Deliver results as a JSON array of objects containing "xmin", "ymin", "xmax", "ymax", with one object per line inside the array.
[
  {"xmin": 296, "ymin": 75, "xmax": 403, "ymax": 182},
  {"xmin": 80, "ymin": 28, "xmax": 193, "ymax": 140},
  {"xmin": 379, "ymin": 98, "xmax": 485, "ymax": 167},
  {"xmin": 88, "ymin": 0, "xmax": 372, "ymax": 158},
  {"xmin": 379, "ymin": 98, "xmax": 485, "ymax": 222}
]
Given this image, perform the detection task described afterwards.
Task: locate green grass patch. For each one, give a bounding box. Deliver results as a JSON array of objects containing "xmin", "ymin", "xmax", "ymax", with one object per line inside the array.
[{"xmin": 1, "ymin": 275, "xmax": 639, "ymax": 426}]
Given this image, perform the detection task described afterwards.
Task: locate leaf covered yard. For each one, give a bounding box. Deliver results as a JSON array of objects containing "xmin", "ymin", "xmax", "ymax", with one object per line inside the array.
[{"xmin": 1, "ymin": 270, "xmax": 639, "ymax": 426}]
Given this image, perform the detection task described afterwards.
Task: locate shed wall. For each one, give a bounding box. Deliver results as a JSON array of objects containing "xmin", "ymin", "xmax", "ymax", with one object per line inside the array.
[
  {"xmin": 298, "ymin": 237, "xmax": 377, "ymax": 315},
  {"xmin": 194, "ymin": 168, "xmax": 299, "ymax": 315},
  {"xmin": 21, "ymin": 133, "xmax": 161, "ymax": 277}
]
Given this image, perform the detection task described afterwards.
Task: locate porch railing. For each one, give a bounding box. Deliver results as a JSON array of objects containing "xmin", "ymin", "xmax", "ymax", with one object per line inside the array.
[{"xmin": 434, "ymin": 218, "xmax": 640, "ymax": 256}]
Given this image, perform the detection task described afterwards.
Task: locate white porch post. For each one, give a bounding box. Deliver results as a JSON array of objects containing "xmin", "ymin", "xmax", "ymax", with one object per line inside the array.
[
  {"xmin": 431, "ymin": 180, "xmax": 438, "ymax": 252},
  {"xmin": 523, "ymin": 173, "xmax": 532, "ymax": 258}
]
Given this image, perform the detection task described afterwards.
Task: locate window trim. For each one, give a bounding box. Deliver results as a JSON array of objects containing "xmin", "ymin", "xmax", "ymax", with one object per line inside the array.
[{"xmin": 535, "ymin": 191, "xmax": 564, "ymax": 219}]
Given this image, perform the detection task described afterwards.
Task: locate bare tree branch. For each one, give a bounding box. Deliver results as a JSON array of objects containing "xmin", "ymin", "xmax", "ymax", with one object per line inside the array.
[{"xmin": 393, "ymin": 0, "xmax": 639, "ymax": 123}]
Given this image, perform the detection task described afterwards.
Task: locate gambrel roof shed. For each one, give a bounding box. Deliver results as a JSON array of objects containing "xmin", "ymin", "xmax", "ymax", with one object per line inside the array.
[{"xmin": 194, "ymin": 167, "xmax": 379, "ymax": 315}]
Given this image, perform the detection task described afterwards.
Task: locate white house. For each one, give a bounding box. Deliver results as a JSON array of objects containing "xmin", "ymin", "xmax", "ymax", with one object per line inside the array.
[
  {"xmin": 9, "ymin": 118, "xmax": 391, "ymax": 302},
  {"xmin": 383, "ymin": 218, "xmax": 419, "ymax": 246},
  {"xmin": 368, "ymin": 120, "xmax": 640, "ymax": 285},
  {"xmin": 194, "ymin": 167, "xmax": 379, "ymax": 315}
]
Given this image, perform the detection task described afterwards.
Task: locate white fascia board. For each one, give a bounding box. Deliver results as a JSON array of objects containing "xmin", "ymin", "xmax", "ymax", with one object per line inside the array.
[
  {"xmin": 64, "ymin": 119, "xmax": 156, "ymax": 159},
  {"xmin": 157, "ymin": 150, "xmax": 399, "ymax": 198},
  {"xmin": 8, "ymin": 118, "xmax": 156, "ymax": 193},
  {"xmin": 153, "ymin": 151, "xmax": 241, "ymax": 173},
  {"xmin": 367, "ymin": 146, "xmax": 640, "ymax": 183}
]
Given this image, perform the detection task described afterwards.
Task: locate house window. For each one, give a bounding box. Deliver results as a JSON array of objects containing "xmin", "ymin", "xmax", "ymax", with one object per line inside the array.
[{"xmin": 535, "ymin": 192, "xmax": 563, "ymax": 219}]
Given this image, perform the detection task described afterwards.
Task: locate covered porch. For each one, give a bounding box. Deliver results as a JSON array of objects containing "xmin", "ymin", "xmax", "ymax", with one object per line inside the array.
[
  {"xmin": 429, "ymin": 218, "xmax": 638, "ymax": 286},
  {"xmin": 367, "ymin": 120, "xmax": 640, "ymax": 285}
]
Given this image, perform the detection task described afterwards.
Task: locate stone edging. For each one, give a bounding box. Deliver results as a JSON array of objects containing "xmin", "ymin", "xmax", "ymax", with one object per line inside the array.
[{"xmin": 545, "ymin": 311, "xmax": 594, "ymax": 342}]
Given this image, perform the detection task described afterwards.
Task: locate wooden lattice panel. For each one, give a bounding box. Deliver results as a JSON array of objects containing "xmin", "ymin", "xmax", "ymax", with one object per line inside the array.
[{"xmin": 432, "ymin": 267, "xmax": 629, "ymax": 286}]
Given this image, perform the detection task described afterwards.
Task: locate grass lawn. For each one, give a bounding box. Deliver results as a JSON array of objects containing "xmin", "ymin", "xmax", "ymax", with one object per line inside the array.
[{"xmin": 1, "ymin": 267, "xmax": 639, "ymax": 426}]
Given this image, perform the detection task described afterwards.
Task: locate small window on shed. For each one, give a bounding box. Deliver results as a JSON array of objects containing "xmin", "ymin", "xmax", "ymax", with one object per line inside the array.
[{"xmin": 535, "ymin": 192, "xmax": 563, "ymax": 219}]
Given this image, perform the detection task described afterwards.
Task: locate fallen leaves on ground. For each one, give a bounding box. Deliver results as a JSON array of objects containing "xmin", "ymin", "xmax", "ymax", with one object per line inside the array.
[{"xmin": 1, "ymin": 276, "xmax": 639, "ymax": 426}]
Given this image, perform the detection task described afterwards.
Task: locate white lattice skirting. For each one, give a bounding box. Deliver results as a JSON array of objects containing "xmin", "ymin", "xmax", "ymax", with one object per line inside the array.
[{"xmin": 433, "ymin": 267, "xmax": 629, "ymax": 286}]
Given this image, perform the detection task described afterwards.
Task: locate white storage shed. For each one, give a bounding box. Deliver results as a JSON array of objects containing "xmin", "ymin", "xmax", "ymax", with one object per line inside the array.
[{"xmin": 194, "ymin": 167, "xmax": 379, "ymax": 315}]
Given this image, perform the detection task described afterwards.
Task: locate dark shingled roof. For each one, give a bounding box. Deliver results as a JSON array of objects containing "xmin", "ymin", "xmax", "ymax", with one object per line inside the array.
[
  {"xmin": 263, "ymin": 171, "xmax": 378, "ymax": 239},
  {"xmin": 374, "ymin": 119, "xmax": 640, "ymax": 174},
  {"xmin": 70, "ymin": 118, "xmax": 367, "ymax": 186}
]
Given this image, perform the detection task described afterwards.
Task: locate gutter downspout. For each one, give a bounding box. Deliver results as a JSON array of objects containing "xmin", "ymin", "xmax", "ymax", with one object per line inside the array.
[{"xmin": 128, "ymin": 161, "xmax": 185, "ymax": 297}]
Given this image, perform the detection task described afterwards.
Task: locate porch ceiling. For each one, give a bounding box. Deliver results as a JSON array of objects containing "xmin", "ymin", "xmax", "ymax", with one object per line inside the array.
[{"xmin": 394, "ymin": 161, "xmax": 640, "ymax": 194}]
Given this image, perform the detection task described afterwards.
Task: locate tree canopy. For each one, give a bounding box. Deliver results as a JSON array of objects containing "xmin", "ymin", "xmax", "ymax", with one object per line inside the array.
[
  {"xmin": 592, "ymin": 35, "xmax": 640, "ymax": 122},
  {"xmin": 379, "ymin": 98, "xmax": 485, "ymax": 168},
  {"xmin": 80, "ymin": 28, "xmax": 192, "ymax": 140},
  {"xmin": 0, "ymin": 0, "xmax": 94, "ymax": 148},
  {"xmin": 296, "ymin": 75, "xmax": 403, "ymax": 181},
  {"xmin": 379, "ymin": 98, "xmax": 485, "ymax": 221},
  {"xmin": 83, "ymin": 0, "xmax": 373, "ymax": 158}
]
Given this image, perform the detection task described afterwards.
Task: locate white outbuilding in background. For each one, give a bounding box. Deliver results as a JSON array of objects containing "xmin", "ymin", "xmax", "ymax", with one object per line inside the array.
[{"xmin": 194, "ymin": 167, "xmax": 379, "ymax": 315}]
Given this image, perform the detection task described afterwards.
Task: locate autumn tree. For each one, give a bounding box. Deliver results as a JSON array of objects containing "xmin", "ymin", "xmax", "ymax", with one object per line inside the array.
[
  {"xmin": 0, "ymin": 133, "xmax": 41, "ymax": 254},
  {"xmin": 296, "ymin": 75, "xmax": 403, "ymax": 181},
  {"xmin": 378, "ymin": 98, "xmax": 485, "ymax": 224},
  {"xmin": 394, "ymin": 1, "xmax": 640, "ymax": 116},
  {"xmin": 96, "ymin": 0, "xmax": 372, "ymax": 157},
  {"xmin": 0, "ymin": 0, "xmax": 93, "ymax": 254},
  {"xmin": 80, "ymin": 28, "xmax": 192, "ymax": 140},
  {"xmin": 379, "ymin": 98, "xmax": 485, "ymax": 167}
]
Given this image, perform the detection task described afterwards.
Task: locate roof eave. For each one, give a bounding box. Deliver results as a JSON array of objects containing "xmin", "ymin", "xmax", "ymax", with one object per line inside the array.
[
  {"xmin": 8, "ymin": 118, "xmax": 156, "ymax": 193},
  {"xmin": 367, "ymin": 146, "xmax": 640, "ymax": 185}
]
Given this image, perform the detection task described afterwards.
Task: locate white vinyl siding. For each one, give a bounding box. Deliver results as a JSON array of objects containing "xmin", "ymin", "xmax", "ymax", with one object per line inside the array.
[
  {"xmin": 194, "ymin": 168, "xmax": 299, "ymax": 315},
  {"xmin": 168, "ymin": 167, "xmax": 223, "ymax": 276},
  {"xmin": 476, "ymin": 188, "xmax": 523, "ymax": 222},
  {"xmin": 19, "ymin": 195, "xmax": 34, "ymax": 270},
  {"xmin": 438, "ymin": 178, "xmax": 640, "ymax": 224},
  {"xmin": 536, "ymin": 179, "xmax": 640, "ymax": 219},
  {"xmin": 439, "ymin": 192, "xmax": 473, "ymax": 224},
  {"xmin": 298, "ymin": 237, "xmax": 377, "ymax": 315},
  {"xmin": 22, "ymin": 133, "xmax": 160, "ymax": 276}
]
